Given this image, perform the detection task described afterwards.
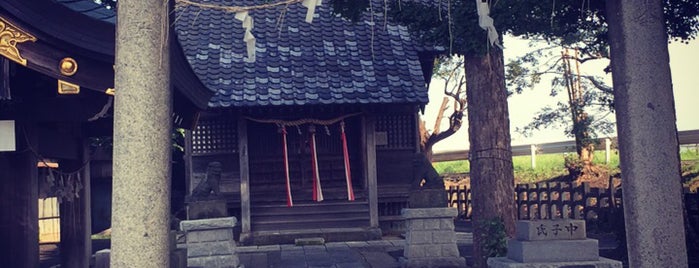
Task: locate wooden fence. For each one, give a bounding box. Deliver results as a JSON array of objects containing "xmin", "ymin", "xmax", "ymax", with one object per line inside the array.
[
  {"xmin": 448, "ymin": 182, "xmax": 699, "ymax": 233},
  {"xmin": 448, "ymin": 181, "xmax": 623, "ymax": 231}
]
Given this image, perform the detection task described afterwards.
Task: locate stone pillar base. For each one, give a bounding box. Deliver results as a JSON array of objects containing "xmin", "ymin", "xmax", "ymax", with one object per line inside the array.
[
  {"xmin": 401, "ymin": 208, "xmax": 466, "ymax": 268},
  {"xmin": 180, "ymin": 217, "xmax": 240, "ymax": 268},
  {"xmin": 488, "ymin": 257, "xmax": 623, "ymax": 268}
]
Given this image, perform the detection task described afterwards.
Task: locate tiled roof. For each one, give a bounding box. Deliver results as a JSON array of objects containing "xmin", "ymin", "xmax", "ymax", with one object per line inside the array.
[
  {"xmin": 55, "ymin": 0, "xmax": 116, "ymax": 24},
  {"xmin": 174, "ymin": 1, "xmax": 429, "ymax": 108}
]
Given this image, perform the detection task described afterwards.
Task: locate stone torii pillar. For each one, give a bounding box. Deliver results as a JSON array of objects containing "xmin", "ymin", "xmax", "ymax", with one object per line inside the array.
[
  {"xmin": 606, "ymin": 0, "xmax": 688, "ymax": 267},
  {"xmin": 111, "ymin": 0, "xmax": 172, "ymax": 267}
]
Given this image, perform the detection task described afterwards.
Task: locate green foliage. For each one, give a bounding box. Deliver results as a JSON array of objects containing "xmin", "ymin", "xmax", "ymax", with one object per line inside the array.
[
  {"xmin": 681, "ymin": 147, "xmax": 699, "ymax": 161},
  {"xmin": 383, "ymin": 0, "xmax": 699, "ymax": 58},
  {"xmin": 330, "ymin": 0, "xmax": 369, "ymax": 22},
  {"xmin": 680, "ymin": 147, "xmax": 699, "ymax": 184},
  {"xmin": 508, "ymin": 45, "xmax": 616, "ymax": 145},
  {"xmin": 512, "ymin": 155, "xmax": 568, "ymax": 184},
  {"xmin": 172, "ymin": 128, "xmax": 186, "ymax": 152},
  {"xmin": 435, "ymin": 150, "xmax": 623, "ymax": 183},
  {"xmin": 478, "ymin": 217, "xmax": 508, "ymax": 261},
  {"xmin": 664, "ymin": 0, "xmax": 699, "ymax": 42},
  {"xmin": 386, "ymin": 0, "xmax": 486, "ymax": 56}
]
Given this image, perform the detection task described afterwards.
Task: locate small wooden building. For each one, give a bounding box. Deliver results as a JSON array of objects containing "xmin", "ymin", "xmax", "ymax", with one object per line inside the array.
[
  {"xmin": 1, "ymin": 2, "xmax": 437, "ymax": 266},
  {"xmin": 175, "ymin": 3, "xmax": 434, "ymax": 244}
]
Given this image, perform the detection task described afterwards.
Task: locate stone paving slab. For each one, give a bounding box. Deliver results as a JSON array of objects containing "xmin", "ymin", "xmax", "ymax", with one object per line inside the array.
[
  {"xmin": 238, "ymin": 241, "xmax": 403, "ymax": 268},
  {"xmin": 228, "ymin": 233, "xmax": 620, "ymax": 268}
]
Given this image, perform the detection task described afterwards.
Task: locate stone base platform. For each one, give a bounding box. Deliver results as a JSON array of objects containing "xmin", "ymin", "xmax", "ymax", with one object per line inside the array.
[
  {"xmin": 507, "ymin": 239, "xmax": 599, "ymax": 263},
  {"xmin": 248, "ymin": 227, "xmax": 382, "ymax": 246},
  {"xmin": 488, "ymin": 257, "xmax": 623, "ymax": 268},
  {"xmin": 400, "ymin": 256, "xmax": 466, "ymax": 268}
]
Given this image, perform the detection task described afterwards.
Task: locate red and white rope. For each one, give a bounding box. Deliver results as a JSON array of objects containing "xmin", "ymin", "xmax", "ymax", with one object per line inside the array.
[
  {"xmin": 309, "ymin": 126, "xmax": 324, "ymax": 202},
  {"xmin": 281, "ymin": 126, "xmax": 294, "ymax": 207},
  {"xmin": 340, "ymin": 121, "xmax": 354, "ymax": 201}
]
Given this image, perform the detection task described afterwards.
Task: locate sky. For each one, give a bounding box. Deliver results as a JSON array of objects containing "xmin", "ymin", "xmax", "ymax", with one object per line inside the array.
[{"xmin": 425, "ymin": 36, "xmax": 699, "ymax": 153}]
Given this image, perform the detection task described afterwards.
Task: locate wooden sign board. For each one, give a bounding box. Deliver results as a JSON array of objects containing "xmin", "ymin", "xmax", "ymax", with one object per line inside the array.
[{"xmin": 0, "ymin": 120, "xmax": 16, "ymax": 152}]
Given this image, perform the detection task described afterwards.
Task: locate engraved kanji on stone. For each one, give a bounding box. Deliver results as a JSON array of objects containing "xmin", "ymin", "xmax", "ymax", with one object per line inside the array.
[
  {"xmin": 551, "ymin": 223, "xmax": 563, "ymax": 236},
  {"xmin": 565, "ymin": 222, "xmax": 579, "ymax": 236},
  {"xmin": 536, "ymin": 224, "xmax": 547, "ymax": 236}
]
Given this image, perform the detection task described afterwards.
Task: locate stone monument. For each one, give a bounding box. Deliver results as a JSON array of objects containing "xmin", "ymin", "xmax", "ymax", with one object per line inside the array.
[
  {"xmin": 186, "ymin": 162, "xmax": 228, "ymax": 220},
  {"xmin": 488, "ymin": 220, "xmax": 622, "ymax": 268}
]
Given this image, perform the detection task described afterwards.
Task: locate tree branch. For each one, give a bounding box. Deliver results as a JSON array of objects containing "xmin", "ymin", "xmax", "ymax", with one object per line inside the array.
[{"xmin": 581, "ymin": 75, "xmax": 613, "ymax": 94}]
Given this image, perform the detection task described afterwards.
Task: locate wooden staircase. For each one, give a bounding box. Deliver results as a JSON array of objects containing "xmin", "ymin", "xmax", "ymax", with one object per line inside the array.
[
  {"xmin": 245, "ymin": 188, "xmax": 381, "ymax": 245},
  {"xmin": 251, "ymin": 199, "xmax": 370, "ymax": 231}
]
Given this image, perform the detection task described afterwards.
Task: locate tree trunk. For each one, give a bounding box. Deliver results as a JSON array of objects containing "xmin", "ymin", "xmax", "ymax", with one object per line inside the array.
[
  {"xmin": 465, "ymin": 48, "xmax": 516, "ymax": 268},
  {"xmin": 606, "ymin": 0, "xmax": 688, "ymax": 267},
  {"xmin": 111, "ymin": 0, "xmax": 173, "ymax": 267}
]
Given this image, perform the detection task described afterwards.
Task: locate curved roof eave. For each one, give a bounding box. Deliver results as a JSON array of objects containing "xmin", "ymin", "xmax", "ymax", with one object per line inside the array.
[{"xmin": 0, "ymin": 0, "xmax": 213, "ymax": 110}]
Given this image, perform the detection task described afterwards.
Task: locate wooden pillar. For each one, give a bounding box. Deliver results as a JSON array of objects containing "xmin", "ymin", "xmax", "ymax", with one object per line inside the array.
[
  {"xmin": 184, "ymin": 129, "xmax": 193, "ymax": 194},
  {"xmin": 59, "ymin": 139, "xmax": 92, "ymax": 268},
  {"xmin": 0, "ymin": 121, "xmax": 38, "ymax": 267},
  {"xmin": 606, "ymin": 1, "xmax": 688, "ymax": 266},
  {"xmin": 111, "ymin": 0, "xmax": 172, "ymax": 266},
  {"xmin": 1, "ymin": 58, "xmax": 10, "ymax": 98},
  {"xmin": 363, "ymin": 115, "xmax": 379, "ymax": 228},
  {"xmin": 238, "ymin": 116, "xmax": 251, "ymax": 242}
]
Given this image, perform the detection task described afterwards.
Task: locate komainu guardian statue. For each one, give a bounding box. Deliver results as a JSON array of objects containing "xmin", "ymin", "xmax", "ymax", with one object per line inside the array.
[
  {"xmin": 408, "ymin": 153, "xmax": 447, "ymax": 208},
  {"xmin": 191, "ymin": 161, "xmax": 222, "ymax": 198}
]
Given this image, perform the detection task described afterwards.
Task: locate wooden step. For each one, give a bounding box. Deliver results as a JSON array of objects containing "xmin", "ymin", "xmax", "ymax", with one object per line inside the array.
[
  {"xmin": 251, "ymin": 217, "xmax": 370, "ymax": 232},
  {"xmin": 252, "ymin": 206, "xmax": 369, "ymax": 217},
  {"xmin": 252, "ymin": 199, "xmax": 368, "ymax": 211},
  {"xmin": 250, "ymin": 188, "xmax": 366, "ymax": 203},
  {"xmin": 250, "ymin": 200, "xmax": 371, "ymax": 232},
  {"xmin": 248, "ymin": 227, "xmax": 382, "ymax": 246}
]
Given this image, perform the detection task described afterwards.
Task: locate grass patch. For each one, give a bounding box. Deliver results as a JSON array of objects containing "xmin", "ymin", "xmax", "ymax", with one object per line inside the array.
[
  {"xmin": 681, "ymin": 147, "xmax": 699, "ymax": 161},
  {"xmin": 91, "ymin": 233, "xmax": 111, "ymax": 240},
  {"xmin": 433, "ymin": 160, "xmax": 470, "ymax": 174},
  {"xmin": 91, "ymin": 228, "xmax": 112, "ymax": 240},
  {"xmin": 435, "ymin": 148, "xmax": 699, "ymax": 184},
  {"xmin": 435, "ymin": 151, "xmax": 620, "ymax": 171}
]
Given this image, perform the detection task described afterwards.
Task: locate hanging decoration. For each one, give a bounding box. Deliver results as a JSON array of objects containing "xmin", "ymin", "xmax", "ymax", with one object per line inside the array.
[
  {"xmin": 19, "ymin": 126, "xmax": 89, "ymax": 203},
  {"xmin": 234, "ymin": 11, "xmax": 256, "ymax": 62},
  {"xmin": 301, "ymin": 0, "xmax": 322, "ymax": 23},
  {"xmin": 280, "ymin": 125, "xmax": 294, "ymax": 207},
  {"xmin": 340, "ymin": 121, "xmax": 355, "ymax": 201},
  {"xmin": 475, "ymin": 0, "xmax": 503, "ymax": 49},
  {"xmin": 308, "ymin": 125, "xmax": 324, "ymax": 202},
  {"xmin": 176, "ymin": 0, "xmax": 323, "ymax": 62},
  {"xmin": 246, "ymin": 113, "xmax": 361, "ymax": 204},
  {"xmin": 244, "ymin": 112, "xmax": 361, "ymax": 126},
  {"xmin": 45, "ymin": 171, "xmax": 83, "ymax": 203}
]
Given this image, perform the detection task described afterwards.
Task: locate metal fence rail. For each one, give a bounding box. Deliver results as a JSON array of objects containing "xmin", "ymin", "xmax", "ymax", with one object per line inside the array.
[{"xmin": 433, "ymin": 129, "xmax": 699, "ymax": 166}]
